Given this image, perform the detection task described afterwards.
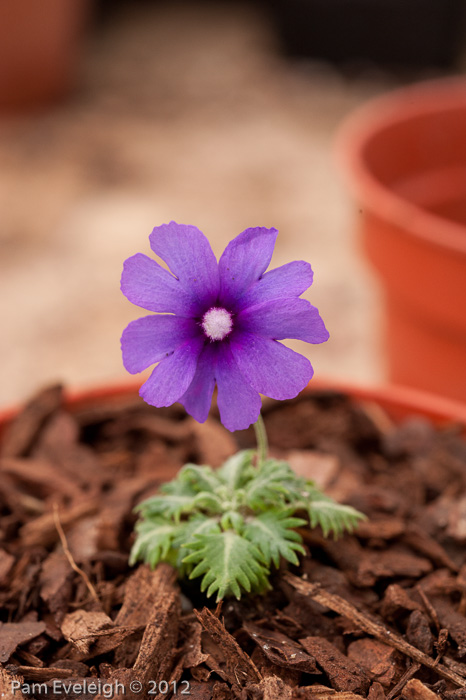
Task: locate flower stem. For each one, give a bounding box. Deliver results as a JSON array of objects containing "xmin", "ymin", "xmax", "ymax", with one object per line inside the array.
[{"xmin": 253, "ymin": 413, "xmax": 268, "ymax": 468}]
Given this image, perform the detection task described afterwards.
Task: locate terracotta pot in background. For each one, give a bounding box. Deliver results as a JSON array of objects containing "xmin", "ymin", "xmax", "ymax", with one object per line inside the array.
[
  {"xmin": 2, "ymin": 379, "xmax": 466, "ymax": 441},
  {"xmin": 337, "ymin": 79, "xmax": 466, "ymax": 402},
  {"xmin": 0, "ymin": 0, "xmax": 90, "ymax": 112}
]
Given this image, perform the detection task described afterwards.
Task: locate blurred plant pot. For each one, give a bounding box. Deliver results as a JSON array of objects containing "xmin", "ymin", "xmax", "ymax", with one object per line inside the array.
[
  {"xmin": 2, "ymin": 379, "xmax": 466, "ymax": 443},
  {"xmin": 0, "ymin": 0, "xmax": 90, "ymax": 112},
  {"xmin": 268, "ymin": 0, "xmax": 466, "ymax": 68},
  {"xmin": 337, "ymin": 79, "xmax": 466, "ymax": 402}
]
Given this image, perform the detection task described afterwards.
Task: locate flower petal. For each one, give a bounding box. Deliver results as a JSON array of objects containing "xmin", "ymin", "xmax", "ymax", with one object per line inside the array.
[
  {"xmin": 149, "ymin": 222, "xmax": 219, "ymax": 307},
  {"xmin": 218, "ymin": 227, "xmax": 278, "ymax": 308},
  {"xmin": 236, "ymin": 260, "xmax": 314, "ymax": 310},
  {"xmin": 178, "ymin": 344, "xmax": 217, "ymax": 424},
  {"xmin": 139, "ymin": 335, "xmax": 205, "ymax": 407},
  {"xmin": 230, "ymin": 332, "xmax": 313, "ymax": 400},
  {"xmin": 237, "ymin": 298, "xmax": 329, "ymax": 343},
  {"xmin": 216, "ymin": 343, "xmax": 262, "ymax": 431},
  {"xmin": 121, "ymin": 253, "xmax": 196, "ymax": 315},
  {"xmin": 121, "ymin": 314, "xmax": 199, "ymax": 374}
]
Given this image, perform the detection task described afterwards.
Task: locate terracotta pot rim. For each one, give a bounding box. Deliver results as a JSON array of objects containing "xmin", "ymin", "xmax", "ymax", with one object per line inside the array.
[
  {"xmin": 1, "ymin": 378, "xmax": 465, "ymax": 435},
  {"xmin": 336, "ymin": 76, "xmax": 466, "ymax": 256}
]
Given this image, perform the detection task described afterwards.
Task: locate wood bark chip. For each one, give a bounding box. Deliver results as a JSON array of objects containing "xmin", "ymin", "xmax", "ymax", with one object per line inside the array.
[
  {"xmin": 347, "ymin": 638, "xmax": 403, "ymax": 687},
  {"xmin": 244, "ymin": 621, "xmax": 320, "ymax": 674},
  {"xmin": 19, "ymin": 498, "xmax": 99, "ymax": 548},
  {"xmin": 285, "ymin": 575, "xmax": 466, "ymax": 688},
  {"xmin": 61, "ymin": 609, "xmax": 114, "ymax": 656},
  {"xmin": 0, "ymin": 620, "xmax": 46, "ymax": 663},
  {"xmin": 254, "ymin": 674, "xmax": 293, "ymax": 699},
  {"xmin": 195, "ymin": 607, "xmax": 262, "ymax": 687},
  {"xmin": 401, "ymin": 679, "xmax": 439, "ymax": 700},
  {"xmin": 0, "ymin": 384, "xmax": 63, "ymax": 458},
  {"xmin": 132, "ymin": 563, "xmax": 181, "ymax": 685},
  {"xmin": 0, "ymin": 666, "xmax": 26, "ymax": 700},
  {"xmin": 299, "ymin": 636, "xmax": 369, "ymax": 694}
]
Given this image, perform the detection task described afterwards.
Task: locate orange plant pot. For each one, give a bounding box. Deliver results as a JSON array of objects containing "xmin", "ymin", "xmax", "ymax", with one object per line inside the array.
[
  {"xmin": 337, "ymin": 79, "xmax": 466, "ymax": 402},
  {"xmin": 1, "ymin": 379, "xmax": 466, "ymax": 442},
  {"xmin": 0, "ymin": 0, "xmax": 90, "ymax": 112}
]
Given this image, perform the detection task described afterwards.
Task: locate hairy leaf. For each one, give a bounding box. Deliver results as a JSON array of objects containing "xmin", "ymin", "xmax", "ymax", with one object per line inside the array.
[
  {"xmin": 183, "ymin": 531, "xmax": 269, "ymax": 601},
  {"xmin": 243, "ymin": 459, "xmax": 297, "ymax": 510},
  {"xmin": 217, "ymin": 450, "xmax": 255, "ymax": 489},
  {"xmin": 243, "ymin": 509, "xmax": 306, "ymax": 567},
  {"xmin": 304, "ymin": 488, "xmax": 366, "ymax": 537},
  {"xmin": 129, "ymin": 516, "xmax": 184, "ymax": 567},
  {"xmin": 135, "ymin": 491, "xmax": 197, "ymax": 522},
  {"xmin": 173, "ymin": 514, "xmax": 221, "ymax": 569},
  {"xmin": 178, "ymin": 464, "xmax": 224, "ymax": 493}
]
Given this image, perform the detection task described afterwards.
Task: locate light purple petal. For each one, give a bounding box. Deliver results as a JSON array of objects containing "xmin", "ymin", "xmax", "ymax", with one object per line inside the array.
[
  {"xmin": 121, "ymin": 253, "xmax": 196, "ymax": 316},
  {"xmin": 139, "ymin": 336, "xmax": 205, "ymax": 407},
  {"xmin": 215, "ymin": 343, "xmax": 262, "ymax": 431},
  {"xmin": 236, "ymin": 260, "xmax": 314, "ymax": 310},
  {"xmin": 230, "ymin": 332, "xmax": 313, "ymax": 401},
  {"xmin": 121, "ymin": 314, "xmax": 199, "ymax": 374},
  {"xmin": 178, "ymin": 344, "xmax": 217, "ymax": 424},
  {"xmin": 237, "ymin": 298, "xmax": 329, "ymax": 344},
  {"xmin": 149, "ymin": 222, "xmax": 219, "ymax": 307},
  {"xmin": 218, "ymin": 227, "xmax": 278, "ymax": 308}
]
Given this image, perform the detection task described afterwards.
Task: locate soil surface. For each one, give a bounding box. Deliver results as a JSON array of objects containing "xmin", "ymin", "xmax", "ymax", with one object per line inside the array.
[{"xmin": 1, "ymin": 386, "xmax": 466, "ymax": 700}]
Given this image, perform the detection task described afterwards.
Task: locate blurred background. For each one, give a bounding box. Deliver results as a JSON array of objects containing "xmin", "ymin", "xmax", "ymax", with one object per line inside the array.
[{"xmin": 1, "ymin": 0, "xmax": 466, "ymax": 408}]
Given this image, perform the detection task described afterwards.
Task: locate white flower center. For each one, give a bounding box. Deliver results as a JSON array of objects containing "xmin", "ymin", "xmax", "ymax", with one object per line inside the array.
[{"xmin": 202, "ymin": 307, "xmax": 233, "ymax": 341}]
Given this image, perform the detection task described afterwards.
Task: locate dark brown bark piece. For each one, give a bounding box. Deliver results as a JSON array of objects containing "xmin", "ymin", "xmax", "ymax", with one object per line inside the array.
[
  {"xmin": 189, "ymin": 680, "xmax": 216, "ymax": 699},
  {"xmin": 0, "ymin": 385, "xmax": 63, "ymax": 458},
  {"xmin": 132, "ymin": 563, "xmax": 181, "ymax": 686},
  {"xmin": 0, "ymin": 457, "xmax": 81, "ymax": 499},
  {"xmin": 0, "ymin": 548, "xmax": 15, "ymax": 584},
  {"xmin": 347, "ymin": 639, "xmax": 403, "ymax": 687},
  {"xmin": 179, "ymin": 620, "xmax": 210, "ymax": 670},
  {"xmin": 9, "ymin": 666, "xmax": 77, "ymax": 681},
  {"xmin": 356, "ymin": 518, "xmax": 405, "ymax": 541},
  {"xmin": 356, "ymin": 549, "xmax": 432, "ymax": 587},
  {"xmin": 380, "ymin": 584, "xmax": 423, "ymax": 621},
  {"xmin": 39, "ymin": 551, "xmax": 74, "ymax": 624},
  {"xmin": 195, "ymin": 607, "xmax": 262, "ymax": 686},
  {"xmin": 0, "ymin": 621, "xmax": 46, "ymax": 663},
  {"xmin": 406, "ymin": 611, "xmax": 434, "ymax": 656},
  {"xmin": 253, "ymin": 674, "xmax": 293, "ymax": 699},
  {"xmin": 431, "ymin": 597, "xmax": 466, "ymax": 657},
  {"xmin": 244, "ymin": 621, "xmax": 320, "ymax": 674},
  {"xmin": 401, "ymin": 679, "xmax": 438, "ymax": 700},
  {"xmin": 299, "ymin": 636, "xmax": 369, "ymax": 694},
  {"xmin": 0, "ymin": 667, "xmax": 26, "ymax": 700},
  {"xmin": 368, "ymin": 682, "xmax": 386, "ymax": 700},
  {"xmin": 402, "ymin": 526, "xmax": 459, "ymax": 572},
  {"xmin": 61, "ymin": 610, "xmax": 114, "ymax": 656},
  {"xmin": 19, "ymin": 499, "xmax": 99, "ymax": 548}
]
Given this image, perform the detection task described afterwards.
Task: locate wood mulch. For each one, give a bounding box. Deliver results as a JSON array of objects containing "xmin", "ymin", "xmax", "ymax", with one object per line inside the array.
[{"xmin": 1, "ymin": 385, "xmax": 466, "ymax": 700}]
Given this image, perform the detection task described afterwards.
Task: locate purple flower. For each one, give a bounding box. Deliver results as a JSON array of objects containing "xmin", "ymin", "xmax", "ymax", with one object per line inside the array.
[{"xmin": 120, "ymin": 223, "xmax": 329, "ymax": 431}]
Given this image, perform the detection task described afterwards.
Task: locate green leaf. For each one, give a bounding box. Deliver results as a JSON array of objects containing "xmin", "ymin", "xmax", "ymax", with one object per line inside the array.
[
  {"xmin": 178, "ymin": 464, "xmax": 224, "ymax": 494},
  {"xmin": 304, "ymin": 488, "xmax": 366, "ymax": 538},
  {"xmin": 217, "ymin": 450, "xmax": 255, "ymax": 490},
  {"xmin": 129, "ymin": 516, "xmax": 184, "ymax": 567},
  {"xmin": 173, "ymin": 514, "xmax": 221, "ymax": 569},
  {"xmin": 243, "ymin": 509, "xmax": 306, "ymax": 567},
  {"xmin": 183, "ymin": 531, "xmax": 270, "ymax": 601},
  {"xmin": 243, "ymin": 459, "xmax": 297, "ymax": 510},
  {"xmin": 135, "ymin": 492, "xmax": 197, "ymax": 522}
]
